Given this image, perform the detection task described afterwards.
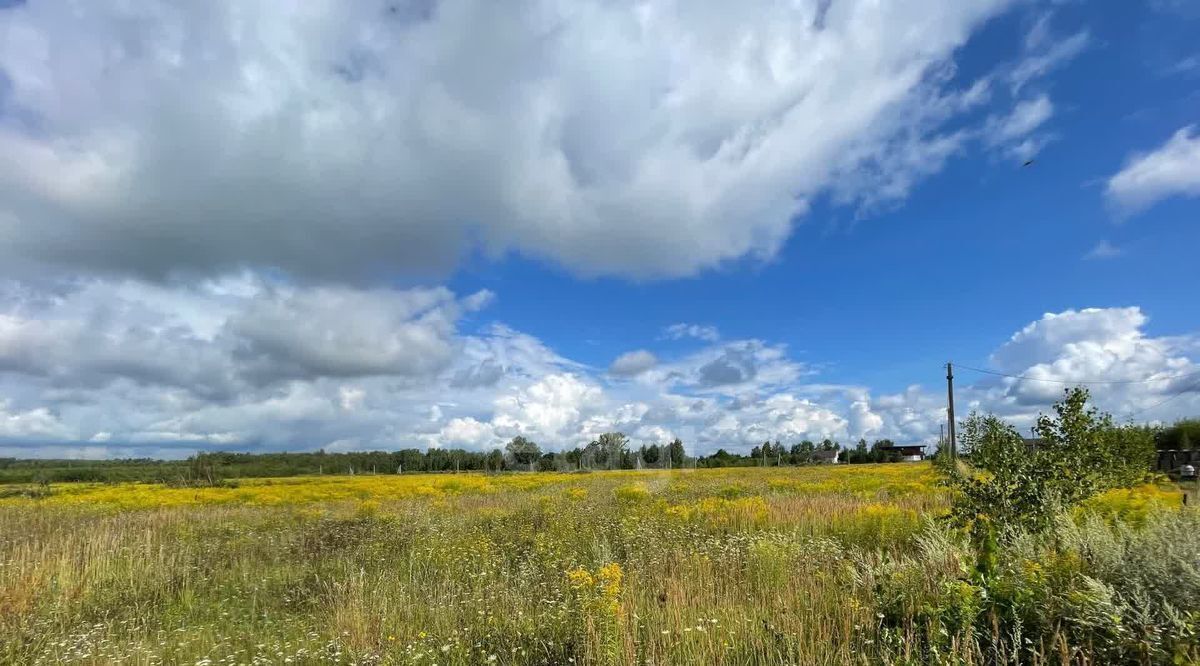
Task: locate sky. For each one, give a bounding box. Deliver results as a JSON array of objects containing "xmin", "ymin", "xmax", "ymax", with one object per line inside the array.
[{"xmin": 0, "ymin": 0, "xmax": 1198, "ymax": 459}]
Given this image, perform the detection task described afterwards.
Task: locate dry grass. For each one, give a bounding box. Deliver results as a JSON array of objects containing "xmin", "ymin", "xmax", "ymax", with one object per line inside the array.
[{"xmin": 0, "ymin": 464, "xmax": 1187, "ymax": 664}]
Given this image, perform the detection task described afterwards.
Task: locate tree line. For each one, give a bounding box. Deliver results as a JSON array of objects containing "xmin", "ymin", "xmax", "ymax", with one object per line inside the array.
[
  {"xmin": 0, "ymin": 434, "xmax": 841, "ymax": 484},
  {"xmin": 3, "ymin": 413, "xmax": 1193, "ymax": 485}
]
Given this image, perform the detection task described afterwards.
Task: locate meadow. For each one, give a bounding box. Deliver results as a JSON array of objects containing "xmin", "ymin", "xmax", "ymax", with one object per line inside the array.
[{"xmin": 0, "ymin": 463, "xmax": 1194, "ymax": 665}]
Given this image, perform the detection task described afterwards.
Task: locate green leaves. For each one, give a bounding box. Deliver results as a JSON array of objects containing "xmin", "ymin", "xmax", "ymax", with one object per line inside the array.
[
  {"xmin": 946, "ymin": 388, "xmax": 1156, "ymax": 536},
  {"xmin": 506, "ymin": 436, "xmax": 542, "ymax": 466}
]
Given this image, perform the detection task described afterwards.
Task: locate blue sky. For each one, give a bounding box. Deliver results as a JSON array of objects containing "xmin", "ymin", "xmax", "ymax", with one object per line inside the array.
[
  {"xmin": 0, "ymin": 0, "xmax": 1197, "ymax": 457},
  {"xmin": 448, "ymin": 0, "xmax": 1200, "ymax": 394}
]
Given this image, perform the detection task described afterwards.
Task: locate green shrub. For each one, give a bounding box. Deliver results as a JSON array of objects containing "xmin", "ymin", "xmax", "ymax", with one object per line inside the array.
[{"xmin": 947, "ymin": 388, "xmax": 1157, "ymax": 536}]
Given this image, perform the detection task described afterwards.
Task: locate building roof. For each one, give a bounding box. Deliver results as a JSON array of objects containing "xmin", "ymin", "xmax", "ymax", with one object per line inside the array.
[{"xmin": 879, "ymin": 444, "xmax": 925, "ymax": 453}]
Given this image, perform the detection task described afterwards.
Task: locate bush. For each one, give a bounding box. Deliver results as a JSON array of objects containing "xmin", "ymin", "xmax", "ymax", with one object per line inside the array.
[
  {"xmin": 947, "ymin": 388, "xmax": 1156, "ymax": 536},
  {"xmin": 0, "ymin": 485, "xmax": 51, "ymax": 500},
  {"xmin": 865, "ymin": 511, "xmax": 1200, "ymax": 664},
  {"xmin": 915, "ymin": 387, "xmax": 1193, "ymax": 664}
]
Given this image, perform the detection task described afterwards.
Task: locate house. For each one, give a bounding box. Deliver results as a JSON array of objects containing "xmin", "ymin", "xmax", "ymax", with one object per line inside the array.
[
  {"xmin": 812, "ymin": 449, "xmax": 839, "ymax": 464},
  {"xmin": 879, "ymin": 444, "xmax": 925, "ymax": 462}
]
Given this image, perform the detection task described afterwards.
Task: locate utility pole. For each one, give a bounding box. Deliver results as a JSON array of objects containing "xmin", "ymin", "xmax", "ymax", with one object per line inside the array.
[{"xmin": 945, "ymin": 362, "xmax": 957, "ymax": 461}]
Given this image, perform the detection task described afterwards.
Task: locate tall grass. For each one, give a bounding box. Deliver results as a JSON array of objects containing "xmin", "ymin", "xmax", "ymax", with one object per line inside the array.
[{"xmin": 0, "ymin": 464, "xmax": 1192, "ymax": 664}]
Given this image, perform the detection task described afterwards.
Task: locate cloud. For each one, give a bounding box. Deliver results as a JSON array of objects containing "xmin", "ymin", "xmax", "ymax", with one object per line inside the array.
[
  {"xmin": 984, "ymin": 94, "xmax": 1053, "ymax": 159},
  {"xmin": 663, "ymin": 324, "xmax": 720, "ymax": 343},
  {"xmin": 2, "ymin": 273, "xmax": 1197, "ymax": 458},
  {"xmin": 975, "ymin": 11, "xmax": 1090, "ymax": 165},
  {"xmin": 991, "ymin": 307, "xmax": 1149, "ymax": 372},
  {"xmin": 3, "ymin": 5, "xmax": 1141, "ymax": 459},
  {"xmin": 1009, "ymin": 22, "xmax": 1089, "ymax": 94},
  {"xmin": 700, "ymin": 394, "xmax": 848, "ymax": 448},
  {"xmin": 1084, "ymin": 240, "xmax": 1123, "ymax": 260},
  {"xmin": 824, "ymin": 71, "xmax": 988, "ymax": 212},
  {"xmin": 0, "ymin": 0, "xmax": 1020, "ymax": 283},
  {"xmin": 871, "ymin": 385, "xmax": 948, "ymax": 443},
  {"xmin": 450, "ymin": 360, "xmax": 506, "ymax": 389},
  {"xmin": 0, "ymin": 400, "xmax": 73, "ymax": 442},
  {"xmin": 609, "ymin": 350, "xmax": 658, "ymax": 377},
  {"xmin": 228, "ymin": 285, "xmax": 490, "ymax": 384},
  {"xmin": 647, "ymin": 339, "xmax": 805, "ymax": 393},
  {"xmin": 0, "ymin": 280, "xmax": 243, "ymax": 400},
  {"xmin": 952, "ymin": 15, "xmax": 1088, "ymax": 165},
  {"xmin": 0, "ymin": 278, "xmax": 489, "ymax": 394},
  {"xmin": 438, "ymin": 417, "xmax": 496, "ymax": 449},
  {"xmin": 1165, "ymin": 55, "xmax": 1200, "ymax": 76},
  {"xmin": 1106, "ymin": 126, "xmax": 1200, "ymax": 215},
  {"xmin": 697, "ymin": 348, "xmax": 758, "ymax": 387},
  {"xmin": 985, "ymin": 307, "xmax": 1198, "ymax": 411},
  {"xmin": 847, "ymin": 396, "xmax": 885, "ymax": 439},
  {"xmin": 488, "ymin": 373, "xmax": 605, "ymax": 444}
]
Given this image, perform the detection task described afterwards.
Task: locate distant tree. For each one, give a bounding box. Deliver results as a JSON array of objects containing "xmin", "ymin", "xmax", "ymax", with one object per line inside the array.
[
  {"xmin": 562, "ymin": 447, "xmax": 583, "ymax": 470},
  {"xmin": 790, "ymin": 440, "xmax": 815, "ymax": 465},
  {"xmin": 1158, "ymin": 419, "xmax": 1200, "ymax": 450},
  {"xmin": 186, "ymin": 453, "xmax": 224, "ymax": 486},
  {"xmin": 485, "ymin": 448, "xmax": 505, "ymax": 472},
  {"xmin": 505, "ymin": 436, "xmax": 542, "ymax": 470},
  {"xmin": 755, "ymin": 440, "xmax": 780, "ymax": 466},
  {"xmin": 581, "ymin": 440, "xmax": 600, "ymax": 469},
  {"xmin": 590, "ymin": 432, "xmax": 629, "ymax": 470},
  {"xmin": 706, "ymin": 449, "xmax": 738, "ymax": 468},
  {"xmin": 399, "ymin": 449, "xmax": 426, "ymax": 472},
  {"xmin": 641, "ymin": 444, "xmax": 661, "ymax": 465},
  {"xmin": 844, "ymin": 439, "xmax": 869, "ymax": 464},
  {"xmin": 668, "ymin": 438, "xmax": 685, "ymax": 467},
  {"xmin": 870, "ymin": 439, "xmax": 897, "ymax": 463},
  {"xmin": 819, "ymin": 438, "xmax": 838, "ymax": 452}
]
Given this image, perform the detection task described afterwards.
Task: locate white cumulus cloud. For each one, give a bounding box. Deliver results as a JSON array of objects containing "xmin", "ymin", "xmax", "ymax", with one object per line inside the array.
[
  {"xmin": 0, "ymin": 0, "xmax": 1018, "ymax": 282},
  {"xmin": 2, "ymin": 288, "xmax": 1197, "ymax": 459}
]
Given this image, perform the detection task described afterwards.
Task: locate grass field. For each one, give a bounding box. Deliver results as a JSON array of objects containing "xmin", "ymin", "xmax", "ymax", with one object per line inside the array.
[{"xmin": 0, "ymin": 464, "xmax": 1192, "ymax": 665}]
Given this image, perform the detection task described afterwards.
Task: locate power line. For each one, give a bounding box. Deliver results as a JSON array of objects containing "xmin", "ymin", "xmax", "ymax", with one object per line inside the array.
[
  {"xmin": 1120, "ymin": 378, "xmax": 1200, "ymax": 421},
  {"xmin": 954, "ymin": 364, "xmax": 1200, "ymax": 386},
  {"xmin": 955, "ymin": 363, "xmax": 1200, "ymax": 422}
]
